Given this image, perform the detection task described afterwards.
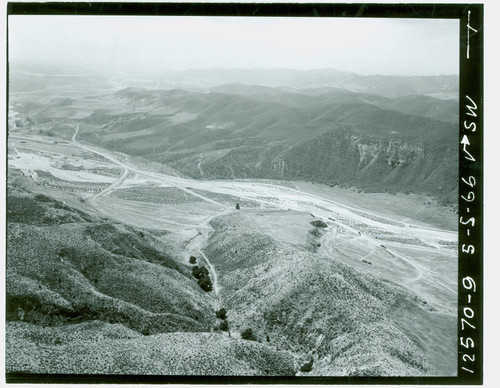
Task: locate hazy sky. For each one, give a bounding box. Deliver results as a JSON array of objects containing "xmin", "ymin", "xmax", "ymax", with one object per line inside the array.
[{"xmin": 9, "ymin": 15, "xmax": 459, "ymax": 76}]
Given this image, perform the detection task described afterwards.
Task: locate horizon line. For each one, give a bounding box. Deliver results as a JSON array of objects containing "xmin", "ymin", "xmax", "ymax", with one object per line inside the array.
[{"xmin": 9, "ymin": 59, "xmax": 459, "ymax": 78}]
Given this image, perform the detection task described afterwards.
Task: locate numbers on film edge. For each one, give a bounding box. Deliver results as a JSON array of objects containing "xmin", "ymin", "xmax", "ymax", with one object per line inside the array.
[
  {"xmin": 460, "ymin": 277, "xmax": 477, "ymax": 374},
  {"xmin": 459, "ymin": 35, "xmax": 478, "ymax": 372},
  {"xmin": 460, "ymin": 17, "xmax": 478, "ymax": 371}
]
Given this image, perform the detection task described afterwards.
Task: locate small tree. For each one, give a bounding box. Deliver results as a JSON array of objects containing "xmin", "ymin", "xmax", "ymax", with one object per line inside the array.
[
  {"xmin": 219, "ymin": 319, "xmax": 229, "ymax": 332},
  {"xmin": 241, "ymin": 328, "xmax": 257, "ymax": 341},
  {"xmin": 192, "ymin": 266, "xmax": 209, "ymax": 279},
  {"xmin": 189, "ymin": 256, "xmax": 197, "ymax": 264},
  {"xmin": 236, "ymin": 203, "xmax": 240, "ymax": 210},
  {"xmin": 300, "ymin": 359, "xmax": 314, "ymax": 373},
  {"xmin": 216, "ymin": 308, "xmax": 227, "ymax": 320},
  {"xmin": 198, "ymin": 275, "xmax": 213, "ymax": 292}
]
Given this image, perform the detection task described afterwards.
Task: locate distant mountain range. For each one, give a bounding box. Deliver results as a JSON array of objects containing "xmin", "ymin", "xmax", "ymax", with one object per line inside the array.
[
  {"xmin": 158, "ymin": 68, "xmax": 458, "ymax": 98},
  {"xmin": 10, "ymin": 62, "xmax": 458, "ymax": 99}
]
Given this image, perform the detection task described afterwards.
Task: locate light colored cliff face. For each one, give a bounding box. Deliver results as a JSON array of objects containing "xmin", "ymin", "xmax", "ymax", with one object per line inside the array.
[
  {"xmin": 271, "ymin": 131, "xmax": 428, "ymax": 179},
  {"xmin": 357, "ymin": 137, "xmax": 424, "ymax": 170},
  {"xmin": 263, "ymin": 128, "xmax": 456, "ymax": 204}
]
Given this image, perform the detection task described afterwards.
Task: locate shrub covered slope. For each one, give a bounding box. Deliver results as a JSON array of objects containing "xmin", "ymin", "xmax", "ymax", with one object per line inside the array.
[
  {"xmin": 6, "ymin": 184, "xmax": 296, "ymax": 375},
  {"xmin": 205, "ymin": 212, "xmax": 456, "ymax": 376}
]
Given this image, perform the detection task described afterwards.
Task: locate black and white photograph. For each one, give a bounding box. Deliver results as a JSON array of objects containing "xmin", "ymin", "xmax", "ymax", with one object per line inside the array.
[{"xmin": 4, "ymin": 3, "xmax": 484, "ymax": 383}]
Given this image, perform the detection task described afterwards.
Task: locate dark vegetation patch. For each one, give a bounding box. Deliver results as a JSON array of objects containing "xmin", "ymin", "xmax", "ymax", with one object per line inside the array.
[
  {"xmin": 241, "ymin": 328, "xmax": 257, "ymax": 341},
  {"xmin": 216, "ymin": 308, "xmax": 227, "ymax": 320},
  {"xmin": 218, "ymin": 319, "xmax": 229, "ymax": 332},
  {"xmin": 309, "ymin": 228, "xmax": 322, "ymax": 238},
  {"xmin": 305, "ymin": 221, "xmax": 327, "ymax": 253},
  {"xmin": 214, "ymin": 308, "xmax": 229, "ymax": 332},
  {"xmin": 197, "ymin": 276, "xmax": 213, "ymax": 292},
  {"xmin": 191, "ymin": 265, "xmax": 213, "ymax": 292},
  {"xmin": 192, "ymin": 265, "xmax": 209, "ymax": 279},
  {"xmin": 310, "ymin": 220, "xmax": 328, "ymax": 228},
  {"xmin": 300, "ymin": 359, "xmax": 314, "ymax": 373}
]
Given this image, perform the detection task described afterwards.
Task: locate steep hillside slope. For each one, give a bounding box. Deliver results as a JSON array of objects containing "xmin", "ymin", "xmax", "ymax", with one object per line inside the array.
[
  {"xmin": 204, "ymin": 212, "xmax": 456, "ymax": 376},
  {"xmin": 273, "ymin": 126, "xmax": 457, "ymax": 203},
  {"xmin": 7, "ymin": 192, "xmax": 214, "ymax": 334}
]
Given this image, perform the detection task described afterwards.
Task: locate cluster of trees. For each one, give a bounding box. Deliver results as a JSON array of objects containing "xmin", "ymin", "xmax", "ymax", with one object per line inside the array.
[
  {"xmin": 192, "ymin": 265, "xmax": 213, "ymax": 292},
  {"xmin": 216, "ymin": 308, "xmax": 227, "ymax": 320},
  {"xmin": 189, "ymin": 255, "xmax": 213, "ymax": 292}
]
